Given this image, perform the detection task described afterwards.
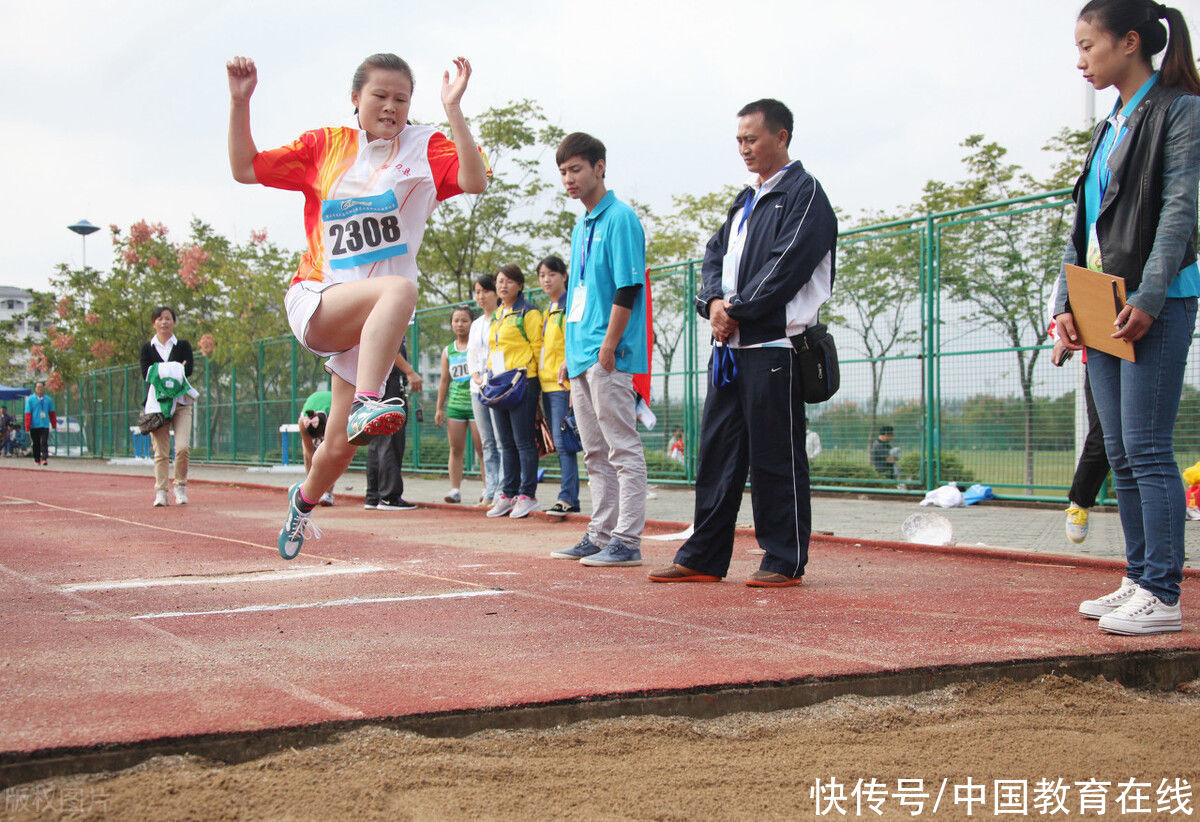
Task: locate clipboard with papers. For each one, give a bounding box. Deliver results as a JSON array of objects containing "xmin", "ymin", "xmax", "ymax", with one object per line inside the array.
[{"xmin": 1064, "ymin": 264, "xmax": 1136, "ymax": 362}]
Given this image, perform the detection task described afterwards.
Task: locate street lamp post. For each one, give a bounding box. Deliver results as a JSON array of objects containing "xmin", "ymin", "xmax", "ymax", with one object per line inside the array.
[{"xmin": 67, "ymin": 219, "xmax": 100, "ymax": 268}]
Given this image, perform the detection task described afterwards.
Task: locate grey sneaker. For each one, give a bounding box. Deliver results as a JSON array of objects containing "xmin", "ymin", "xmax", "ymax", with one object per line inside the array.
[
  {"xmin": 319, "ymin": 491, "xmax": 335, "ymax": 506},
  {"xmin": 580, "ymin": 540, "xmax": 643, "ymax": 567},
  {"xmin": 1079, "ymin": 577, "xmax": 1139, "ymax": 619},
  {"xmin": 550, "ymin": 534, "xmax": 601, "ymax": 560}
]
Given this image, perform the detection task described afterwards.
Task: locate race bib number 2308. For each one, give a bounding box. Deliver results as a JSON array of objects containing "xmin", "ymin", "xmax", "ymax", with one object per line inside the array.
[{"xmin": 321, "ymin": 192, "xmax": 408, "ymax": 270}]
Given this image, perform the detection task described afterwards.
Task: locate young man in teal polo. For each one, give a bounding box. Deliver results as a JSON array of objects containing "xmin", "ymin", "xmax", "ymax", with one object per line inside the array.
[{"xmin": 550, "ymin": 132, "xmax": 649, "ymax": 567}]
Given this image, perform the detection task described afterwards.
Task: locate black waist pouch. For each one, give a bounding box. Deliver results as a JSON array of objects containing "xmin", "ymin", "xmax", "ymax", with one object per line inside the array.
[{"xmin": 791, "ymin": 323, "xmax": 840, "ymax": 404}]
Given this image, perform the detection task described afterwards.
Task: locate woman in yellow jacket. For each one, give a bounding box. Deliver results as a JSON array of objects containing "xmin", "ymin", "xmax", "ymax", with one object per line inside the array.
[
  {"xmin": 485, "ymin": 264, "xmax": 543, "ymax": 519},
  {"xmin": 537, "ymin": 255, "xmax": 580, "ymax": 516}
]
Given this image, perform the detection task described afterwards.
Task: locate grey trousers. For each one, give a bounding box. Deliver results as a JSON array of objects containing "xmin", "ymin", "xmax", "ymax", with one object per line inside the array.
[{"xmin": 570, "ymin": 364, "xmax": 647, "ymax": 549}]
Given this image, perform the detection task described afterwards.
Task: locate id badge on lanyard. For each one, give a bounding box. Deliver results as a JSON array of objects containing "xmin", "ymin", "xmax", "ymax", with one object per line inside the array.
[
  {"xmin": 567, "ymin": 220, "xmax": 598, "ymax": 323},
  {"xmin": 322, "ymin": 191, "xmax": 408, "ymax": 270}
]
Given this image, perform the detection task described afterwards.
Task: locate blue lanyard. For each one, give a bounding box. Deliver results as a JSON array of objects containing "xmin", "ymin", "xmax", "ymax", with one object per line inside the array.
[
  {"xmin": 578, "ymin": 219, "xmax": 598, "ymax": 284},
  {"xmin": 738, "ymin": 190, "xmax": 757, "ymax": 233},
  {"xmin": 710, "ymin": 345, "xmax": 738, "ymax": 387},
  {"xmin": 1097, "ymin": 120, "xmax": 1130, "ymax": 200}
]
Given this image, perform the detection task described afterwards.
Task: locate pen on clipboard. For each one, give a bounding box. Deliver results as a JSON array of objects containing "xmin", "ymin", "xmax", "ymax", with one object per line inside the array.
[{"xmin": 1112, "ymin": 280, "xmax": 1124, "ymax": 327}]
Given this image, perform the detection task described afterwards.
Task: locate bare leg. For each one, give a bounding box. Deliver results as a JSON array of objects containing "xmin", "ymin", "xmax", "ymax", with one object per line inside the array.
[
  {"xmin": 447, "ymin": 419, "xmax": 467, "ymax": 490},
  {"xmin": 305, "ymin": 277, "xmax": 417, "ymax": 396},
  {"xmin": 300, "ymin": 376, "xmax": 357, "ymax": 502}
]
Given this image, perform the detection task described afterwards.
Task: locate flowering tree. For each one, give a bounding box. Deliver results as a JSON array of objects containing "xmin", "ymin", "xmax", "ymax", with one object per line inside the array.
[{"xmin": 25, "ymin": 218, "xmax": 297, "ymax": 385}]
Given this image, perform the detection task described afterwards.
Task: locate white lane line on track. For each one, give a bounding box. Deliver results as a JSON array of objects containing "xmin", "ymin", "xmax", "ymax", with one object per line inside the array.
[
  {"xmin": 59, "ymin": 564, "xmax": 389, "ymax": 592},
  {"xmin": 134, "ymin": 588, "xmax": 508, "ymax": 620}
]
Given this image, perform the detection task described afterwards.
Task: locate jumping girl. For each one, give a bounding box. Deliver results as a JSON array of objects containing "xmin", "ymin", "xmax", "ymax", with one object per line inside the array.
[
  {"xmin": 1055, "ymin": 0, "xmax": 1200, "ymax": 634},
  {"xmin": 435, "ymin": 305, "xmax": 483, "ymax": 503},
  {"xmin": 227, "ymin": 53, "xmax": 489, "ymax": 558}
]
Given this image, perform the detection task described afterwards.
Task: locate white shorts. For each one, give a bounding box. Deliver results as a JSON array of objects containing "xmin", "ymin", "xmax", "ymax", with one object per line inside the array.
[{"xmin": 284, "ymin": 280, "xmax": 401, "ymax": 394}]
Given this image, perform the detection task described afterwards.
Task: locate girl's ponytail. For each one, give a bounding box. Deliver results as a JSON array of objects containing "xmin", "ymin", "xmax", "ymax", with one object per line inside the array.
[{"xmin": 1159, "ymin": 6, "xmax": 1200, "ymax": 94}]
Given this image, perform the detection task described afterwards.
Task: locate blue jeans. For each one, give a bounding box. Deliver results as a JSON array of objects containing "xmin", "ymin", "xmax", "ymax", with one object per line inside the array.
[
  {"xmin": 1086, "ymin": 296, "xmax": 1196, "ymax": 604},
  {"xmin": 470, "ymin": 392, "xmax": 502, "ymax": 500},
  {"xmin": 492, "ymin": 381, "xmax": 541, "ymax": 499},
  {"xmin": 542, "ymin": 389, "xmax": 579, "ymax": 507}
]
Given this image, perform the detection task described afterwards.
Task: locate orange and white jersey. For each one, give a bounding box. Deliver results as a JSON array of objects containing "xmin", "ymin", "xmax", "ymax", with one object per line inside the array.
[{"xmin": 253, "ymin": 120, "xmax": 482, "ymax": 287}]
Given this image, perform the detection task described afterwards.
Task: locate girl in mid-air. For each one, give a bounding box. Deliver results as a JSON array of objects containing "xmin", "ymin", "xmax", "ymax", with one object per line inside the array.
[{"xmin": 227, "ymin": 53, "xmax": 489, "ymax": 558}]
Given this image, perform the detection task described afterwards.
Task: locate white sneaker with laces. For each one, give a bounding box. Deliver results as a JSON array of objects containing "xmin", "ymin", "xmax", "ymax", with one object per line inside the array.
[
  {"xmin": 174, "ymin": 486, "xmax": 189, "ymax": 505},
  {"xmin": 319, "ymin": 491, "xmax": 335, "ymax": 506},
  {"xmin": 1079, "ymin": 577, "xmax": 1139, "ymax": 619},
  {"xmin": 444, "ymin": 488, "xmax": 461, "ymax": 503},
  {"xmin": 487, "ymin": 494, "xmax": 515, "ymax": 518},
  {"xmin": 1098, "ymin": 586, "xmax": 1182, "ymax": 635},
  {"xmin": 153, "ymin": 490, "xmax": 168, "ymax": 507},
  {"xmin": 508, "ymin": 495, "xmax": 539, "ymax": 519}
]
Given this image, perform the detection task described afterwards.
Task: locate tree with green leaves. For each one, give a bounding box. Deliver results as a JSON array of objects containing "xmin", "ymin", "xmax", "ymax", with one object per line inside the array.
[
  {"xmin": 922, "ymin": 127, "xmax": 1091, "ymax": 488},
  {"xmin": 417, "ymin": 99, "xmax": 571, "ymax": 307},
  {"xmin": 826, "ymin": 207, "xmax": 924, "ymax": 437}
]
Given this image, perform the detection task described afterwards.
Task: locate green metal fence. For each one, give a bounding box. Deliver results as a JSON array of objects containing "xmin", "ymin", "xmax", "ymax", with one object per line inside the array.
[{"xmin": 39, "ymin": 189, "xmax": 1200, "ymax": 502}]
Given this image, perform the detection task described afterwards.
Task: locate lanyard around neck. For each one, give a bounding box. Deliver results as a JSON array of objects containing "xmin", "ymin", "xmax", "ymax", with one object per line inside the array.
[
  {"xmin": 738, "ymin": 189, "xmax": 757, "ymax": 233},
  {"xmin": 1096, "ymin": 118, "xmax": 1130, "ymax": 200},
  {"xmin": 578, "ymin": 218, "xmax": 598, "ymax": 284}
]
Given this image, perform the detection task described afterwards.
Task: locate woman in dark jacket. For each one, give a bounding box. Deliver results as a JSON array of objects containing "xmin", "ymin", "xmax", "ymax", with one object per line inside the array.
[
  {"xmin": 1055, "ymin": 0, "xmax": 1200, "ymax": 635},
  {"xmin": 140, "ymin": 306, "xmax": 195, "ymax": 507}
]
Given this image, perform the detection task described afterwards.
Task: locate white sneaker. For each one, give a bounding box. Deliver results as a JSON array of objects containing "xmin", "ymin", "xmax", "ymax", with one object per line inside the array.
[
  {"xmin": 444, "ymin": 488, "xmax": 461, "ymax": 504},
  {"xmin": 1098, "ymin": 587, "xmax": 1182, "ymax": 635},
  {"xmin": 487, "ymin": 494, "xmax": 515, "ymax": 518},
  {"xmin": 174, "ymin": 486, "xmax": 189, "ymax": 505},
  {"xmin": 319, "ymin": 491, "xmax": 335, "ymax": 506},
  {"xmin": 1065, "ymin": 504, "xmax": 1088, "ymax": 543},
  {"xmin": 153, "ymin": 490, "xmax": 168, "ymax": 507},
  {"xmin": 508, "ymin": 495, "xmax": 539, "ymax": 519},
  {"xmin": 1079, "ymin": 577, "xmax": 1139, "ymax": 619}
]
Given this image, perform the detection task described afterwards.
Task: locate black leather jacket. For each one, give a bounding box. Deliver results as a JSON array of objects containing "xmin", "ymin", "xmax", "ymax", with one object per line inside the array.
[{"xmin": 1055, "ymin": 81, "xmax": 1200, "ymax": 319}]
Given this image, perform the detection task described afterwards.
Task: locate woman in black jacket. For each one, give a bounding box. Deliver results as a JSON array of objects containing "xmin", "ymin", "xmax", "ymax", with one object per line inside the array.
[
  {"xmin": 1055, "ymin": 0, "xmax": 1200, "ymax": 635},
  {"xmin": 140, "ymin": 306, "xmax": 195, "ymax": 507}
]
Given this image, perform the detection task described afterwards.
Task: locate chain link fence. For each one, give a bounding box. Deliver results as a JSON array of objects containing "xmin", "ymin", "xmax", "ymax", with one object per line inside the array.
[{"xmin": 37, "ymin": 190, "xmax": 1200, "ymax": 502}]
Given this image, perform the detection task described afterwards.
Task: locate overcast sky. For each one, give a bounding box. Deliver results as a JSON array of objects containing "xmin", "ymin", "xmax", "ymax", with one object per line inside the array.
[{"xmin": 4, "ymin": 0, "xmax": 1198, "ymax": 293}]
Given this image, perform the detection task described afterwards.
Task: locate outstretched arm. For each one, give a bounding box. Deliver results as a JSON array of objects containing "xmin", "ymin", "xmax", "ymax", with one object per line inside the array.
[
  {"xmin": 441, "ymin": 57, "xmax": 488, "ymax": 194},
  {"xmin": 227, "ymin": 56, "xmax": 259, "ymax": 184}
]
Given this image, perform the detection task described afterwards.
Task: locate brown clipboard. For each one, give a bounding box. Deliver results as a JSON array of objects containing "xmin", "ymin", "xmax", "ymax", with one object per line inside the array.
[{"xmin": 1064, "ymin": 264, "xmax": 1136, "ymax": 362}]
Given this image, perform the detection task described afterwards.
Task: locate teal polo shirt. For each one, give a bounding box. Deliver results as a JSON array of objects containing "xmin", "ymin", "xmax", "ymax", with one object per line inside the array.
[
  {"xmin": 1085, "ymin": 72, "xmax": 1199, "ymax": 298},
  {"xmin": 564, "ymin": 190, "xmax": 648, "ymax": 379}
]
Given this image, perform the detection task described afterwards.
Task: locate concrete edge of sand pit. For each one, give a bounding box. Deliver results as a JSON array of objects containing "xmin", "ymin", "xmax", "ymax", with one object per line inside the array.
[{"xmin": 3, "ymin": 648, "xmax": 1198, "ymax": 790}]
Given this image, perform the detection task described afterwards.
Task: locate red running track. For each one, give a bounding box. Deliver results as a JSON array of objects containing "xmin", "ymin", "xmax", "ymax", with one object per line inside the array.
[{"xmin": 1, "ymin": 467, "xmax": 1197, "ymax": 755}]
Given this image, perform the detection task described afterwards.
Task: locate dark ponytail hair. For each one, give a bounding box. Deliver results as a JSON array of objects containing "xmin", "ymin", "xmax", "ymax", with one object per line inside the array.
[{"xmin": 1079, "ymin": 0, "xmax": 1200, "ymax": 94}]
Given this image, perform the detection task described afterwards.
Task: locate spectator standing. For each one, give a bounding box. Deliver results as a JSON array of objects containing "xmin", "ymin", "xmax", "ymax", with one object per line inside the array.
[
  {"xmin": 24, "ymin": 381, "xmax": 57, "ymax": 467},
  {"xmin": 1054, "ymin": 0, "xmax": 1200, "ymax": 634},
  {"xmin": 549, "ymin": 132, "xmax": 650, "ymax": 567},
  {"xmin": 648, "ymin": 99, "xmax": 837, "ymax": 587},
  {"xmin": 537, "ymin": 255, "xmax": 581, "ymax": 516},
  {"xmin": 485, "ymin": 264, "xmax": 543, "ymax": 519},
  {"xmin": 468, "ymin": 275, "xmax": 503, "ymax": 507},
  {"xmin": 365, "ymin": 344, "xmax": 422, "ymax": 511},
  {"xmin": 870, "ymin": 425, "xmax": 898, "ymax": 479},
  {"xmin": 435, "ymin": 305, "xmax": 483, "ymax": 504},
  {"xmin": 140, "ymin": 306, "xmax": 195, "ymax": 505}
]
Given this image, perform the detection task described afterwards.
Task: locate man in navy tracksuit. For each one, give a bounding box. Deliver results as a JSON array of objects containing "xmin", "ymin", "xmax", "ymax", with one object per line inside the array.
[{"xmin": 650, "ymin": 98, "xmax": 837, "ymax": 587}]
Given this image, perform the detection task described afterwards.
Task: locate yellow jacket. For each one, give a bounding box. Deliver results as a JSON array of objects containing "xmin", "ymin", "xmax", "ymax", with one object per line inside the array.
[
  {"xmin": 489, "ymin": 296, "xmax": 543, "ymax": 378},
  {"xmin": 539, "ymin": 297, "xmax": 568, "ymax": 392}
]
